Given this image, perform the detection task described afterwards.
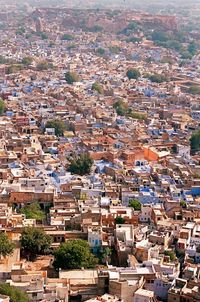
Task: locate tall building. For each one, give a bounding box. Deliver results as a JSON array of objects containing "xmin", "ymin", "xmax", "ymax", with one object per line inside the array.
[{"xmin": 35, "ymin": 17, "xmax": 43, "ymax": 33}]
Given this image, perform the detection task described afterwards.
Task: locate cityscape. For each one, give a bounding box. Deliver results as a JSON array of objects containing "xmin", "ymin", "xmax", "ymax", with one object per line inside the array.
[{"xmin": 0, "ymin": 1, "xmax": 200, "ymax": 301}]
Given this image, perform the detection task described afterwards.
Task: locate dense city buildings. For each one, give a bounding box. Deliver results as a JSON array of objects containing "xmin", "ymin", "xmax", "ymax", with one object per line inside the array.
[{"xmin": 0, "ymin": 1, "xmax": 200, "ymax": 301}]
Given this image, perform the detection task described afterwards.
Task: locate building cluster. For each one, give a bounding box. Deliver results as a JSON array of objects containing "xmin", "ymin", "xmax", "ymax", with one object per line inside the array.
[{"xmin": 0, "ymin": 4, "xmax": 200, "ymax": 302}]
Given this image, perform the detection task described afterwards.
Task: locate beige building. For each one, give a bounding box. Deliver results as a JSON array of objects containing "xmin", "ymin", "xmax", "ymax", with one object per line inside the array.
[{"xmin": 133, "ymin": 288, "xmax": 155, "ymax": 302}]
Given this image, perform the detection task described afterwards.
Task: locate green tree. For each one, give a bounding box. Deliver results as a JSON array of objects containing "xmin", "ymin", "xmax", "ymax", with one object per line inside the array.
[
  {"xmin": 164, "ymin": 250, "xmax": 176, "ymax": 261},
  {"xmin": 68, "ymin": 153, "xmax": 93, "ymax": 176},
  {"xmin": 148, "ymin": 73, "xmax": 169, "ymax": 83},
  {"xmin": 40, "ymin": 32, "xmax": 48, "ymax": 40},
  {"xmin": 171, "ymin": 144, "xmax": 178, "ymax": 154},
  {"xmin": 0, "ymin": 99, "xmax": 5, "ymax": 115},
  {"xmin": 97, "ymin": 48, "xmax": 105, "ymax": 56},
  {"xmin": 113, "ymin": 100, "xmax": 128, "ymax": 116},
  {"xmin": 36, "ymin": 60, "xmax": 49, "ymax": 71},
  {"xmin": 16, "ymin": 27, "xmax": 25, "ymax": 35},
  {"xmin": 151, "ymin": 31, "xmax": 169, "ymax": 42},
  {"xmin": 116, "ymin": 106, "xmax": 127, "ymax": 116},
  {"xmin": 45, "ymin": 119, "xmax": 66, "ymax": 136},
  {"xmin": 181, "ymin": 51, "xmax": 193, "ymax": 60},
  {"xmin": 126, "ymin": 68, "xmax": 141, "ymax": 80},
  {"xmin": 92, "ymin": 82, "xmax": 103, "ymax": 94},
  {"xmin": 128, "ymin": 111, "xmax": 147, "ymax": 120},
  {"xmin": 0, "ymin": 283, "xmax": 29, "ymax": 302},
  {"xmin": 65, "ymin": 71, "xmax": 80, "ymax": 84},
  {"xmin": 0, "ymin": 55, "xmax": 7, "ymax": 64},
  {"xmin": 35, "ymin": 31, "xmax": 48, "ymax": 40},
  {"xmin": 115, "ymin": 216, "xmax": 125, "ymax": 224},
  {"xmin": 126, "ymin": 37, "xmax": 141, "ymax": 43},
  {"xmin": 7, "ymin": 64, "xmax": 23, "ymax": 74},
  {"xmin": 151, "ymin": 30, "xmax": 186, "ymax": 54},
  {"xmin": 20, "ymin": 202, "xmax": 45, "ymax": 220},
  {"xmin": 180, "ymin": 200, "xmax": 187, "ymax": 208},
  {"xmin": 129, "ymin": 199, "xmax": 142, "ymax": 211},
  {"xmin": 67, "ymin": 44, "xmax": 76, "ymax": 50},
  {"xmin": 188, "ymin": 86, "xmax": 200, "ymax": 95},
  {"xmin": 188, "ymin": 42, "xmax": 198, "ymax": 56},
  {"xmin": 166, "ymin": 40, "xmax": 183, "ymax": 52},
  {"xmin": 0, "ymin": 233, "xmax": 15, "ymax": 258},
  {"xmin": 127, "ymin": 21, "xmax": 139, "ymax": 31},
  {"xmin": 109, "ymin": 46, "xmax": 121, "ymax": 54},
  {"xmin": 61, "ymin": 33, "xmax": 74, "ymax": 41},
  {"xmin": 53, "ymin": 239, "xmax": 98, "ymax": 270},
  {"xmin": 22, "ymin": 56, "xmax": 33, "ymax": 66},
  {"xmin": 20, "ymin": 227, "xmax": 52, "ymax": 260},
  {"xmin": 190, "ymin": 129, "xmax": 200, "ymax": 154}
]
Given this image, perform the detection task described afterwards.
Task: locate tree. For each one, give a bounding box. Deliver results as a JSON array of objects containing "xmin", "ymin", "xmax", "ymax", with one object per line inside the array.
[
  {"xmin": 16, "ymin": 27, "xmax": 25, "ymax": 35},
  {"xmin": 193, "ymin": 173, "xmax": 200, "ymax": 179},
  {"xmin": 126, "ymin": 68, "xmax": 141, "ymax": 80},
  {"xmin": 92, "ymin": 82, "xmax": 103, "ymax": 94},
  {"xmin": 151, "ymin": 30, "xmax": 186, "ymax": 54},
  {"xmin": 65, "ymin": 71, "xmax": 80, "ymax": 84},
  {"xmin": 22, "ymin": 56, "xmax": 33, "ymax": 66},
  {"xmin": 128, "ymin": 111, "xmax": 147, "ymax": 120},
  {"xmin": 164, "ymin": 250, "xmax": 176, "ymax": 261},
  {"xmin": 67, "ymin": 44, "xmax": 76, "ymax": 50},
  {"xmin": 0, "ymin": 283, "xmax": 29, "ymax": 302},
  {"xmin": 39, "ymin": 32, "xmax": 48, "ymax": 40},
  {"xmin": 188, "ymin": 86, "xmax": 200, "ymax": 95},
  {"xmin": 20, "ymin": 227, "xmax": 52, "ymax": 260},
  {"xmin": 148, "ymin": 73, "xmax": 169, "ymax": 83},
  {"xmin": 0, "ymin": 99, "xmax": 5, "ymax": 115},
  {"xmin": 151, "ymin": 31, "xmax": 169, "ymax": 42},
  {"xmin": 61, "ymin": 33, "xmax": 74, "ymax": 41},
  {"xmin": 36, "ymin": 60, "xmax": 49, "ymax": 71},
  {"xmin": 53, "ymin": 239, "xmax": 98, "ymax": 270},
  {"xmin": 113, "ymin": 100, "xmax": 128, "ymax": 116},
  {"xmin": 68, "ymin": 153, "xmax": 93, "ymax": 176},
  {"xmin": 129, "ymin": 199, "xmax": 142, "ymax": 211},
  {"xmin": 171, "ymin": 144, "xmax": 178, "ymax": 154},
  {"xmin": 190, "ymin": 129, "xmax": 200, "ymax": 154},
  {"xmin": 166, "ymin": 40, "xmax": 183, "ymax": 52},
  {"xmin": 116, "ymin": 106, "xmax": 127, "ymax": 116},
  {"xmin": 109, "ymin": 46, "xmax": 121, "ymax": 54},
  {"xmin": 180, "ymin": 200, "xmax": 187, "ymax": 208},
  {"xmin": 0, "ymin": 55, "xmax": 7, "ymax": 64},
  {"xmin": 97, "ymin": 48, "xmax": 105, "ymax": 56},
  {"xmin": 126, "ymin": 37, "xmax": 141, "ymax": 44},
  {"xmin": 20, "ymin": 202, "xmax": 45, "ymax": 220},
  {"xmin": 45, "ymin": 119, "xmax": 66, "ymax": 136},
  {"xmin": 0, "ymin": 233, "xmax": 15, "ymax": 258},
  {"xmin": 115, "ymin": 216, "xmax": 125, "ymax": 224},
  {"xmin": 127, "ymin": 21, "xmax": 139, "ymax": 31},
  {"xmin": 188, "ymin": 42, "xmax": 198, "ymax": 56},
  {"xmin": 7, "ymin": 64, "xmax": 23, "ymax": 74},
  {"xmin": 181, "ymin": 51, "xmax": 193, "ymax": 60}
]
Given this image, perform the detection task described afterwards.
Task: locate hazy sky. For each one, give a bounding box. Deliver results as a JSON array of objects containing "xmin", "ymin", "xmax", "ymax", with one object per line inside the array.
[
  {"xmin": 2, "ymin": 0, "xmax": 200, "ymax": 4},
  {"xmin": 1, "ymin": 0, "xmax": 200, "ymax": 9}
]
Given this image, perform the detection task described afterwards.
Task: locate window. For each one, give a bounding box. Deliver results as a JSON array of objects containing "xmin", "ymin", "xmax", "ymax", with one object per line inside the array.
[{"xmin": 32, "ymin": 293, "xmax": 37, "ymax": 298}]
